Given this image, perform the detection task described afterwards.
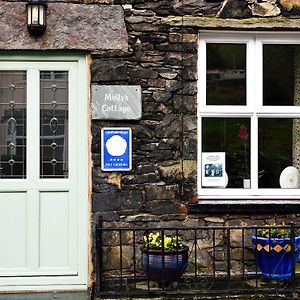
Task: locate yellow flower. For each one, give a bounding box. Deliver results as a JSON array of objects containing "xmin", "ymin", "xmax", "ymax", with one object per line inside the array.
[
  {"xmin": 164, "ymin": 237, "xmax": 172, "ymax": 248},
  {"xmin": 143, "ymin": 231, "xmax": 186, "ymax": 251}
]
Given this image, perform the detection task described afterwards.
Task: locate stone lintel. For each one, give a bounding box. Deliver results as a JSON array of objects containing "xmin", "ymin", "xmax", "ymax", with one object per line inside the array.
[
  {"xmin": 0, "ymin": 2, "xmax": 128, "ymax": 51},
  {"xmin": 162, "ymin": 16, "xmax": 300, "ymax": 31}
]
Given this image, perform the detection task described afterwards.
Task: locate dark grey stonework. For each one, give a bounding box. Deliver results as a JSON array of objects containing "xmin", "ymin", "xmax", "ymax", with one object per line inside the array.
[
  {"xmin": 132, "ymin": 0, "xmax": 223, "ymax": 16},
  {"xmin": 90, "ymin": 0, "xmax": 300, "ymax": 227},
  {"xmin": 218, "ymin": 0, "xmax": 252, "ymax": 18},
  {"xmin": 92, "ymin": 190, "xmax": 143, "ymax": 213},
  {"xmin": 88, "ymin": 0, "xmax": 300, "ymax": 281},
  {"xmin": 173, "ymin": 0, "xmax": 223, "ymax": 15},
  {"xmin": 2, "ymin": 0, "xmax": 300, "ymax": 293},
  {"xmin": 91, "ymin": 8, "xmax": 198, "ymax": 220},
  {"xmin": 91, "ymin": 59, "xmax": 128, "ymax": 82}
]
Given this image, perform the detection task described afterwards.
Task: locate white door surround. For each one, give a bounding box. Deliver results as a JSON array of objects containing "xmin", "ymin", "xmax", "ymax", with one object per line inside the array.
[{"xmin": 0, "ymin": 54, "xmax": 89, "ymax": 291}]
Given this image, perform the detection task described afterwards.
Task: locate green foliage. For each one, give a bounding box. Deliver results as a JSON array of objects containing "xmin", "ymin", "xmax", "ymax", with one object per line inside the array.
[
  {"xmin": 256, "ymin": 224, "xmax": 291, "ymax": 238},
  {"xmin": 143, "ymin": 232, "xmax": 186, "ymax": 251}
]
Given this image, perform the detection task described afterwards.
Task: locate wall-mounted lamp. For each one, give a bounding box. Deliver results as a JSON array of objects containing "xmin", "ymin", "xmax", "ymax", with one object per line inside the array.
[{"xmin": 27, "ymin": 0, "xmax": 47, "ymax": 36}]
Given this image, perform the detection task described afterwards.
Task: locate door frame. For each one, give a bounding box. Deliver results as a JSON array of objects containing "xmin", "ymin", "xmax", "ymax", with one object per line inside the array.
[{"xmin": 0, "ymin": 53, "xmax": 89, "ymax": 291}]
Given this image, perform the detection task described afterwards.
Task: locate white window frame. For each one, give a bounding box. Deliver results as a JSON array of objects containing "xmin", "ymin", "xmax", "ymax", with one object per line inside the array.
[{"xmin": 198, "ymin": 32, "xmax": 300, "ymax": 200}]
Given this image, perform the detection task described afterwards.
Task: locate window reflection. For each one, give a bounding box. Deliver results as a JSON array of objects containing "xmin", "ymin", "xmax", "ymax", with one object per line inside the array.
[
  {"xmin": 202, "ymin": 118, "xmax": 250, "ymax": 188},
  {"xmin": 258, "ymin": 118, "xmax": 297, "ymax": 188},
  {"xmin": 206, "ymin": 43, "xmax": 246, "ymax": 105},
  {"xmin": 263, "ymin": 45, "xmax": 300, "ymax": 106}
]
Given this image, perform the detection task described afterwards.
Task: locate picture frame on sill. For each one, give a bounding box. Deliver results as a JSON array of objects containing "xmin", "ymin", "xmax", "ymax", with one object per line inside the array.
[{"xmin": 202, "ymin": 152, "xmax": 226, "ymax": 187}]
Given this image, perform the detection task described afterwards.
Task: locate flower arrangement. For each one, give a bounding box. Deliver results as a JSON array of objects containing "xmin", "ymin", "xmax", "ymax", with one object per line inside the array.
[
  {"xmin": 143, "ymin": 232, "xmax": 186, "ymax": 251},
  {"xmin": 252, "ymin": 223, "xmax": 300, "ymax": 280},
  {"xmin": 238, "ymin": 124, "xmax": 264, "ymax": 181},
  {"xmin": 238, "ymin": 124, "xmax": 249, "ymax": 179},
  {"xmin": 256, "ymin": 223, "xmax": 291, "ymax": 238},
  {"xmin": 141, "ymin": 232, "xmax": 189, "ymax": 283}
]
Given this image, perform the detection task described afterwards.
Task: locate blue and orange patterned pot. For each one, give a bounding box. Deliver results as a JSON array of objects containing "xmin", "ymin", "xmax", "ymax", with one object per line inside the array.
[
  {"xmin": 141, "ymin": 246, "xmax": 189, "ymax": 284},
  {"xmin": 252, "ymin": 236, "xmax": 300, "ymax": 279}
]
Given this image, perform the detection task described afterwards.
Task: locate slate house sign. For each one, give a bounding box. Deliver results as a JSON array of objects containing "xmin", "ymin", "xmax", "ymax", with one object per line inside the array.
[{"xmin": 92, "ymin": 85, "xmax": 142, "ymax": 120}]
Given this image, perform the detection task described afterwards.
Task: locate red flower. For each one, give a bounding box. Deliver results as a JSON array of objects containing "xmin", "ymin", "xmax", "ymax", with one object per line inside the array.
[{"xmin": 239, "ymin": 125, "xmax": 249, "ymax": 141}]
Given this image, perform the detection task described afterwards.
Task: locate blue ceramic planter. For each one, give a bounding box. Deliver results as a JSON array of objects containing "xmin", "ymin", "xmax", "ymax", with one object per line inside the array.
[
  {"xmin": 252, "ymin": 236, "xmax": 300, "ymax": 279},
  {"xmin": 141, "ymin": 246, "xmax": 189, "ymax": 284}
]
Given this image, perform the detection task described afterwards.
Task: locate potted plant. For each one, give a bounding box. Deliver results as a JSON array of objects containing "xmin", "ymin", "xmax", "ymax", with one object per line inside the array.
[
  {"xmin": 141, "ymin": 231, "xmax": 189, "ymax": 284},
  {"xmin": 252, "ymin": 224, "xmax": 300, "ymax": 279}
]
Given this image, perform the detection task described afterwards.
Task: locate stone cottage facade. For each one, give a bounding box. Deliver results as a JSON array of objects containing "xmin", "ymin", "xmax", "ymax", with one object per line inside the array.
[
  {"xmin": 91, "ymin": 0, "xmax": 300, "ymax": 292},
  {"xmin": 1, "ymin": 0, "xmax": 300, "ymax": 295},
  {"xmin": 93, "ymin": 0, "xmax": 300, "ymax": 228}
]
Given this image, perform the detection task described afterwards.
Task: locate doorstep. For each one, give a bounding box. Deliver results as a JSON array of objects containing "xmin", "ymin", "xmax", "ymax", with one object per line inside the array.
[{"xmin": 0, "ymin": 291, "xmax": 90, "ymax": 300}]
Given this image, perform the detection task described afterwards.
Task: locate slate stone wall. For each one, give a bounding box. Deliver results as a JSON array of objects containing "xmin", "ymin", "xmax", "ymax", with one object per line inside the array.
[
  {"xmin": 91, "ymin": 4, "xmax": 199, "ymax": 225},
  {"xmin": 90, "ymin": 0, "xmax": 300, "ymax": 278},
  {"xmin": 100, "ymin": 213, "xmax": 300, "ymax": 278},
  {"xmin": 91, "ymin": 0, "xmax": 300, "ymax": 225}
]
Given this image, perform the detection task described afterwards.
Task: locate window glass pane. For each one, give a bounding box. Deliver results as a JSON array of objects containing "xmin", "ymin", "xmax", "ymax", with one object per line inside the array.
[
  {"xmin": 40, "ymin": 71, "xmax": 68, "ymax": 178},
  {"xmin": 0, "ymin": 71, "xmax": 26, "ymax": 178},
  {"xmin": 263, "ymin": 44, "xmax": 300, "ymax": 106},
  {"xmin": 202, "ymin": 118, "xmax": 250, "ymax": 188},
  {"xmin": 206, "ymin": 43, "xmax": 246, "ymax": 105},
  {"xmin": 258, "ymin": 118, "xmax": 300, "ymax": 188}
]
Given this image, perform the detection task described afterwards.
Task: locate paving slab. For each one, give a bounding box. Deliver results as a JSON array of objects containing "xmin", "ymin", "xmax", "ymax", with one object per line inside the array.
[{"xmin": 0, "ymin": 291, "xmax": 90, "ymax": 300}]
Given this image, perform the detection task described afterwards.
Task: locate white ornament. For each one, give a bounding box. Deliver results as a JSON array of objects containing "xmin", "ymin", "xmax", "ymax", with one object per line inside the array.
[
  {"xmin": 279, "ymin": 166, "xmax": 300, "ymax": 189},
  {"xmin": 215, "ymin": 171, "xmax": 228, "ymax": 188}
]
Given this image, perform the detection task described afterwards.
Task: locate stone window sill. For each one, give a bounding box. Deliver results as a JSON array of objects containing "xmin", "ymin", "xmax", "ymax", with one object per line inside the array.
[{"xmin": 188, "ymin": 200, "xmax": 300, "ymax": 214}]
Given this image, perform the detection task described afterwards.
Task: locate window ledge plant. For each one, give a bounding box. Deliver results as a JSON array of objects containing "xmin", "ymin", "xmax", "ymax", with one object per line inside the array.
[
  {"xmin": 141, "ymin": 231, "xmax": 189, "ymax": 284},
  {"xmin": 143, "ymin": 232, "xmax": 187, "ymax": 252},
  {"xmin": 252, "ymin": 223, "xmax": 300, "ymax": 280},
  {"xmin": 256, "ymin": 224, "xmax": 292, "ymax": 239}
]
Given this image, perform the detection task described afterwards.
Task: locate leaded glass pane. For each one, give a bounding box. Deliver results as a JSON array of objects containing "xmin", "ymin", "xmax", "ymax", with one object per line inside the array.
[
  {"xmin": 40, "ymin": 71, "xmax": 68, "ymax": 178},
  {"xmin": 0, "ymin": 71, "xmax": 26, "ymax": 178}
]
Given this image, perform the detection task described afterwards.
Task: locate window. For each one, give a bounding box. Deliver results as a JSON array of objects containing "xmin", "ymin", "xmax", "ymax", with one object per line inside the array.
[{"xmin": 198, "ymin": 33, "xmax": 300, "ymax": 199}]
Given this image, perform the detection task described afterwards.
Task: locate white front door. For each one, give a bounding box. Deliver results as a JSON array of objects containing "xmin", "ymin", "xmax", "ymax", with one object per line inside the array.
[{"xmin": 0, "ymin": 56, "xmax": 88, "ymax": 290}]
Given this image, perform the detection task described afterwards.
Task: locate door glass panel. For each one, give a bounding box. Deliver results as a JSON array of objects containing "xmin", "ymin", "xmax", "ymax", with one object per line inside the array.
[
  {"xmin": 202, "ymin": 117, "xmax": 251, "ymax": 188},
  {"xmin": 40, "ymin": 71, "xmax": 68, "ymax": 178},
  {"xmin": 206, "ymin": 43, "xmax": 246, "ymax": 105},
  {"xmin": 0, "ymin": 71, "xmax": 26, "ymax": 178}
]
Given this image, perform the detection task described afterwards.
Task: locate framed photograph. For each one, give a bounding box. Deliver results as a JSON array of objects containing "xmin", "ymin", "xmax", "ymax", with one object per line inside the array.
[{"xmin": 202, "ymin": 152, "xmax": 226, "ymax": 187}]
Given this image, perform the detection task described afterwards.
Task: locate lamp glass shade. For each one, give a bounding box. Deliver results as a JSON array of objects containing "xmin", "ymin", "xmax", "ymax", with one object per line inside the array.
[
  {"xmin": 32, "ymin": 5, "xmax": 39, "ymax": 24},
  {"xmin": 27, "ymin": 1, "xmax": 47, "ymax": 35}
]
